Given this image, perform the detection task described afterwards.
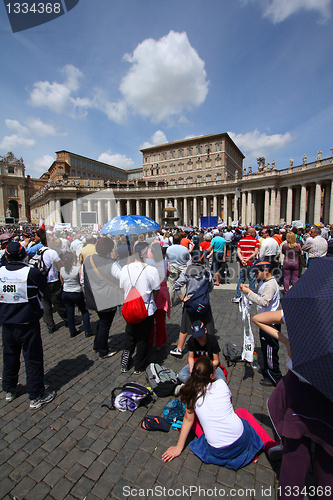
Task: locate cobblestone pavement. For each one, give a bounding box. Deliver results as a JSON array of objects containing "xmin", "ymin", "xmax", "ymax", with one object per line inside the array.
[{"xmin": 0, "ymin": 262, "xmax": 289, "ymax": 500}]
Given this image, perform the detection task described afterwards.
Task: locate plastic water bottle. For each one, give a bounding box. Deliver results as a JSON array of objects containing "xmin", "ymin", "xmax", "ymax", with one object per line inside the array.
[{"xmin": 252, "ymin": 350, "xmax": 259, "ymax": 369}]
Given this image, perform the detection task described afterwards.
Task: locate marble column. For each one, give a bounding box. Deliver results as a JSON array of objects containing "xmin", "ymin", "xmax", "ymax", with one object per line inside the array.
[
  {"xmin": 155, "ymin": 199, "xmax": 160, "ymax": 224},
  {"xmin": 270, "ymin": 189, "xmax": 276, "ymax": 225},
  {"xmin": 223, "ymin": 194, "xmax": 228, "ymax": 223},
  {"xmin": 107, "ymin": 199, "xmax": 112, "ymax": 221},
  {"xmin": 183, "ymin": 197, "xmax": 188, "ymax": 226},
  {"xmin": 241, "ymin": 192, "xmax": 246, "ymax": 225},
  {"xmin": 264, "ymin": 189, "xmax": 270, "ymax": 226},
  {"xmin": 136, "ymin": 199, "xmax": 140, "ymax": 216},
  {"xmin": 126, "ymin": 199, "xmax": 130, "ymax": 215},
  {"xmin": 286, "ymin": 187, "xmax": 293, "ymax": 225},
  {"xmin": 247, "ymin": 191, "xmax": 252, "ymax": 225},
  {"xmin": 203, "ymin": 197, "xmax": 207, "ymax": 217},
  {"xmin": 72, "ymin": 197, "xmax": 78, "ymax": 227},
  {"xmin": 0, "ymin": 183, "xmax": 5, "ymax": 222},
  {"xmin": 276, "ymin": 189, "xmax": 281, "ymax": 224},
  {"xmin": 300, "ymin": 185, "xmax": 307, "ymax": 223},
  {"xmin": 146, "ymin": 199, "xmax": 150, "ymax": 218},
  {"xmin": 116, "ymin": 200, "xmax": 121, "ymax": 216},
  {"xmin": 234, "ymin": 194, "xmax": 238, "ymax": 223},
  {"xmin": 97, "ymin": 199, "xmax": 103, "ymax": 225},
  {"xmin": 193, "ymin": 197, "xmax": 198, "ymax": 227},
  {"xmin": 87, "ymin": 200, "xmax": 92, "ymax": 212},
  {"xmin": 19, "ymin": 185, "xmax": 27, "ymax": 221},
  {"xmin": 55, "ymin": 199, "xmax": 61, "ymax": 223},
  {"xmin": 213, "ymin": 195, "xmax": 217, "ymax": 216},
  {"xmin": 330, "ymin": 180, "xmax": 333, "ymax": 225},
  {"xmin": 314, "ymin": 183, "xmax": 322, "ymax": 224}
]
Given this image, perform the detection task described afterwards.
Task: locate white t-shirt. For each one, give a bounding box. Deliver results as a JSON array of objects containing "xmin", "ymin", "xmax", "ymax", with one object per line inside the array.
[
  {"xmin": 119, "ymin": 262, "xmax": 160, "ymax": 316},
  {"xmin": 194, "ymin": 379, "xmax": 244, "ymax": 448},
  {"xmin": 42, "ymin": 247, "xmax": 61, "ymax": 283}
]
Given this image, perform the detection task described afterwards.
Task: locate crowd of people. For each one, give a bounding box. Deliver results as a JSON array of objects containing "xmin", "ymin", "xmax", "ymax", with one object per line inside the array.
[{"xmin": 1, "ymin": 221, "xmax": 332, "ymax": 495}]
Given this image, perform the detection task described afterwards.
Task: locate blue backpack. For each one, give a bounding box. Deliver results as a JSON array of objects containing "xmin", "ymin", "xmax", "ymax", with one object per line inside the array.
[
  {"xmin": 163, "ymin": 399, "xmax": 186, "ymax": 429},
  {"xmin": 184, "ymin": 270, "xmax": 211, "ymax": 315}
]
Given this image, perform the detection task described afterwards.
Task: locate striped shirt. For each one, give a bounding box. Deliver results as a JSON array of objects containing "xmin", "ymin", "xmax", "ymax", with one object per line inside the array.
[
  {"xmin": 302, "ymin": 236, "xmax": 328, "ymax": 259},
  {"xmin": 237, "ymin": 236, "xmax": 260, "ymax": 266}
]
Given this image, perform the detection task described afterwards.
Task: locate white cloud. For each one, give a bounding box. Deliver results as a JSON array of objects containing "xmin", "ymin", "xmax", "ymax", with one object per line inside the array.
[
  {"xmin": 0, "ymin": 134, "xmax": 35, "ymax": 150},
  {"xmin": 98, "ymin": 150, "xmax": 136, "ymax": 170},
  {"xmin": 5, "ymin": 119, "xmax": 29, "ymax": 135},
  {"xmin": 29, "ymin": 64, "xmax": 83, "ymax": 114},
  {"xmin": 120, "ymin": 31, "xmax": 209, "ymax": 122},
  {"xmin": 140, "ymin": 130, "xmax": 168, "ymax": 149},
  {"xmin": 0, "ymin": 117, "xmax": 61, "ymax": 155},
  {"xmin": 29, "ymin": 154, "xmax": 54, "ymax": 177},
  {"xmin": 103, "ymin": 100, "xmax": 128, "ymax": 125},
  {"xmin": 27, "ymin": 117, "xmax": 59, "ymax": 137},
  {"xmin": 242, "ymin": 0, "xmax": 331, "ymax": 23},
  {"xmin": 228, "ymin": 129, "xmax": 293, "ymax": 158}
]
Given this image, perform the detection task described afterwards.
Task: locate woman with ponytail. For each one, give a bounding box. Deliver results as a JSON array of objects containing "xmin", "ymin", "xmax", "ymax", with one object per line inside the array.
[
  {"xmin": 162, "ymin": 357, "xmax": 280, "ymax": 468},
  {"xmin": 60, "ymin": 251, "xmax": 91, "ymax": 338}
]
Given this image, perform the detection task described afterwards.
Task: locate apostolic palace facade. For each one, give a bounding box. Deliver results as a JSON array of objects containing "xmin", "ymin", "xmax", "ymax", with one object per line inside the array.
[{"xmin": 1, "ymin": 133, "xmax": 333, "ymax": 227}]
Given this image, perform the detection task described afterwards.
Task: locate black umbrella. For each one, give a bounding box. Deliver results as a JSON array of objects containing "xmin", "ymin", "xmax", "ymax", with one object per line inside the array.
[{"xmin": 281, "ymin": 257, "xmax": 333, "ymax": 402}]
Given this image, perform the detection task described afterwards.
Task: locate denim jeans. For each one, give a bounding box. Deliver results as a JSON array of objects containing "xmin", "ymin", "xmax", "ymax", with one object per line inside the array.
[
  {"xmin": 178, "ymin": 364, "xmax": 226, "ymax": 384},
  {"xmin": 61, "ymin": 291, "xmax": 91, "ymax": 334},
  {"xmin": 235, "ymin": 265, "xmax": 256, "ymax": 298}
]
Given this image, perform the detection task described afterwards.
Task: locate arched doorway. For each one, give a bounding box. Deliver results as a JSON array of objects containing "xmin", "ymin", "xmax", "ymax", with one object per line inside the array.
[{"xmin": 8, "ymin": 200, "xmax": 19, "ymax": 219}]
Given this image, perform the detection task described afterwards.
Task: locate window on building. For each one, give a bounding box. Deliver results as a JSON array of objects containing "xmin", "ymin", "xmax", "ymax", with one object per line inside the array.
[
  {"xmin": 162, "ymin": 165, "xmax": 167, "ymax": 174},
  {"xmin": 162, "ymin": 152, "xmax": 167, "ymax": 160},
  {"xmin": 196, "ymin": 146, "xmax": 202, "ymax": 154},
  {"xmin": 9, "ymin": 187, "xmax": 15, "ymax": 197},
  {"xmin": 179, "ymin": 178, "xmax": 183, "ymax": 185},
  {"xmin": 8, "ymin": 167, "xmax": 14, "ymax": 174},
  {"xmin": 187, "ymin": 147, "xmax": 192, "ymax": 156},
  {"xmin": 178, "ymin": 149, "xmax": 183, "ymax": 158},
  {"xmin": 144, "ymin": 156, "xmax": 148, "ymax": 163},
  {"xmin": 170, "ymin": 164, "xmax": 175, "ymax": 173},
  {"xmin": 178, "ymin": 163, "xmax": 183, "ymax": 172},
  {"xmin": 187, "ymin": 161, "xmax": 192, "ymax": 170},
  {"xmin": 170, "ymin": 151, "xmax": 175, "ymax": 159},
  {"xmin": 71, "ymin": 169, "xmax": 76, "ymax": 176},
  {"xmin": 215, "ymin": 143, "xmax": 222, "ymax": 152}
]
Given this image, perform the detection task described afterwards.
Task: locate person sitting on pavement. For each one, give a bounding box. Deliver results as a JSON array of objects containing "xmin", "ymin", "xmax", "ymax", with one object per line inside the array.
[
  {"xmin": 0, "ymin": 241, "xmax": 56, "ymax": 409},
  {"xmin": 176, "ymin": 320, "xmax": 226, "ymax": 387},
  {"xmin": 162, "ymin": 357, "xmax": 281, "ymax": 467},
  {"xmin": 240, "ymin": 260, "xmax": 282, "ymax": 387},
  {"xmin": 170, "ymin": 250, "xmax": 214, "ymax": 358}
]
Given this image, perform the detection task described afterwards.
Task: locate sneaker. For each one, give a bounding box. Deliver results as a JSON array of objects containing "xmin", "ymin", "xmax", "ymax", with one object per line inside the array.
[
  {"xmin": 170, "ymin": 348, "xmax": 183, "ymax": 357},
  {"xmin": 29, "ymin": 390, "xmax": 56, "ymax": 410},
  {"xmin": 5, "ymin": 385, "xmax": 20, "ymax": 402},
  {"xmin": 134, "ymin": 370, "xmax": 144, "ymax": 375},
  {"xmin": 121, "ymin": 367, "xmax": 128, "ymax": 373},
  {"xmin": 267, "ymin": 444, "xmax": 283, "ymax": 461},
  {"xmin": 48, "ymin": 325, "xmax": 56, "ymax": 334},
  {"xmin": 92, "ymin": 348, "xmax": 98, "ymax": 353},
  {"xmin": 260, "ymin": 378, "xmax": 275, "ymax": 387},
  {"xmin": 231, "ymin": 297, "xmax": 241, "ymax": 303},
  {"xmin": 174, "ymin": 383, "xmax": 184, "ymax": 396},
  {"xmin": 85, "ymin": 331, "xmax": 94, "ymax": 338},
  {"xmin": 99, "ymin": 351, "xmax": 117, "ymax": 359}
]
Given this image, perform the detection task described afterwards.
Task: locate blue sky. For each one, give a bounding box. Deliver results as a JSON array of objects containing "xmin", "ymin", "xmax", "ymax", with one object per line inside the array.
[{"xmin": 0, "ymin": 0, "xmax": 332, "ymax": 178}]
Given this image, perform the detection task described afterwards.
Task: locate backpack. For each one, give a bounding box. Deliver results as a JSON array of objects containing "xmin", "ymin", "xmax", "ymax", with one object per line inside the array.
[
  {"xmin": 122, "ymin": 266, "xmax": 149, "ymax": 324},
  {"xmin": 104, "ymin": 382, "xmax": 153, "ymax": 412},
  {"xmin": 146, "ymin": 363, "xmax": 178, "ymax": 397},
  {"xmin": 163, "ymin": 399, "xmax": 186, "ymax": 429},
  {"xmin": 222, "ymin": 342, "xmax": 243, "ymax": 367},
  {"xmin": 184, "ymin": 271, "xmax": 211, "ymax": 315},
  {"xmin": 29, "ymin": 248, "xmax": 51, "ymax": 276}
]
